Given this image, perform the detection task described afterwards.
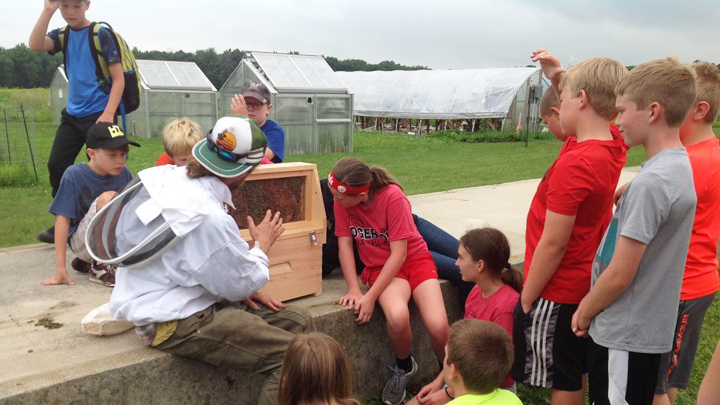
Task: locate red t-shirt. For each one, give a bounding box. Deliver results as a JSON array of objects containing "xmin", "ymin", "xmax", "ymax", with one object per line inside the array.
[
  {"xmin": 524, "ymin": 130, "xmax": 626, "ymax": 304},
  {"xmin": 464, "ymin": 284, "xmax": 519, "ymax": 388},
  {"xmin": 334, "ymin": 184, "xmax": 428, "ymax": 268},
  {"xmin": 681, "ymin": 137, "xmax": 720, "ymax": 300},
  {"xmin": 155, "ymin": 152, "xmax": 174, "ymax": 166}
]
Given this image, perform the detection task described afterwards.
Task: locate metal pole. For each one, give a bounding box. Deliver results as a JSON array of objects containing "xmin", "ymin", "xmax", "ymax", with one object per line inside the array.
[
  {"xmin": 3, "ymin": 108, "xmax": 10, "ymax": 164},
  {"xmin": 20, "ymin": 105, "xmax": 40, "ymax": 184}
]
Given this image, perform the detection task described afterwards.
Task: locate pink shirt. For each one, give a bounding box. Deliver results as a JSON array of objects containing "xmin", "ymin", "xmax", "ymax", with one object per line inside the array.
[
  {"xmin": 465, "ymin": 284, "xmax": 520, "ymax": 388},
  {"xmin": 334, "ymin": 184, "xmax": 428, "ymax": 268}
]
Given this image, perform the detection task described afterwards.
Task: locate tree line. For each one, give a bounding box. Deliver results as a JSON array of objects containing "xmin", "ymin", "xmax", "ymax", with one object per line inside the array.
[{"xmin": 0, "ymin": 44, "xmax": 428, "ymax": 90}]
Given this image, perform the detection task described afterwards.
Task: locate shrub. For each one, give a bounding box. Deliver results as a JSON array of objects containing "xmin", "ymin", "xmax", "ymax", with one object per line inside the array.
[{"xmin": 428, "ymin": 129, "xmax": 554, "ymax": 143}]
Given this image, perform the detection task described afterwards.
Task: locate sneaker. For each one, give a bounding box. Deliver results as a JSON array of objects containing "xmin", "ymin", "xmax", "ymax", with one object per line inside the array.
[
  {"xmin": 382, "ymin": 356, "xmax": 418, "ymax": 405},
  {"xmin": 89, "ymin": 261, "xmax": 116, "ymax": 287},
  {"xmin": 36, "ymin": 226, "xmax": 55, "ymax": 244},
  {"xmin": 71, "ymin": 258, "xmax": 91, "ymax": 273}
]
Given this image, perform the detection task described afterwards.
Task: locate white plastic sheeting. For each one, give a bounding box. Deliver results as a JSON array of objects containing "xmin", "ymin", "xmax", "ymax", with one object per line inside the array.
[{"xmin": 336, "ymin": 68, "xmax": 540, "ymax": 119}]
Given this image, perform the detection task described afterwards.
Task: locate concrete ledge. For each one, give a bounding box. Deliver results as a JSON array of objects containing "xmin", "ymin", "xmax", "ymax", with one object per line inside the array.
[{"xmin": 0, "ymin": 244, "xmax": 462, "ymax": 404}]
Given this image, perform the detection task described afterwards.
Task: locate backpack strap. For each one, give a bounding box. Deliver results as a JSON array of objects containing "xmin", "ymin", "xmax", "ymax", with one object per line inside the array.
[
  {"xmin": 88, "ymin": 22, "xmax": 111, "ymax": 93},
  {"xmin": 59, "ymin": 25, "xmax": 70, "ymax": 70}
]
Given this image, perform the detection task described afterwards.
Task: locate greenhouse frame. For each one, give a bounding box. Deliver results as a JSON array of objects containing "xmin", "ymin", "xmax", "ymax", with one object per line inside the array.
[
  {"xmin": 336, "ymin": 68, "xmax": 542, "ymax": 132},
  {"xmin": 49, "ymin": 60, "xmax": 218, "ymax": 138},
  {"xmin": 220, "ymin": 51, "xmax": 354, "ymax": 154}
]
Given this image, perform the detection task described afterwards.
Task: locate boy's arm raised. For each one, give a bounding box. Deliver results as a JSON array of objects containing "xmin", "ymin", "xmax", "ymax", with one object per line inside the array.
[
  {"xmin": 531, "ymin": 48, "xmax": 564, "ymax": 96},
  {"xmin": 97, "ymin": 62, "xmax": 125, "ymax": 124},
  {"xmin": 572, "ymin": 236, "xmax": 646, "ymax": 336},
  {"xmin": 521, "ymin": 210, "xmax": 575, "ymax": 312},
  {"xmin": 29, "ymin": 0, "xmax": 59, "ymax": 52}
]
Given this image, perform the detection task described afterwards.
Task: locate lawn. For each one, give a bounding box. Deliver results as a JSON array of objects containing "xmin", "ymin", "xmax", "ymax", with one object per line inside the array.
[{"xmin": 0, "ymin": 114, "xmax": 718, "ymax": 404}]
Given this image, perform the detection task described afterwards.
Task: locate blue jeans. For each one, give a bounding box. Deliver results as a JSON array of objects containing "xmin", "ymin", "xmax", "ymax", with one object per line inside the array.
[{"xmin": 413, "ymin": 215, "xmax": 474, "ymax": 307}]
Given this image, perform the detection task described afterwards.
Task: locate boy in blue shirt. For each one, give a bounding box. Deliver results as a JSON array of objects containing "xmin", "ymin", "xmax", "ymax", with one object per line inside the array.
[
  {"xmin": 30, "ymin": 0, "xmax": 125, "ymax": 241},
  {"xmin": 41, "ymin": 122, "xmax": 137, "ymax": 287},
  {"xmin": 231, "ymin": 81, "xmax": 286, "ymax": 163}
]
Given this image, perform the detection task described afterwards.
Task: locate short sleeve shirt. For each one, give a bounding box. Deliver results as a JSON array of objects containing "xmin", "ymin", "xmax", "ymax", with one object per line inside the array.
[
  {"xmin": 260, "ymin": 120, "xmax": 285, "ymax": 163},
  {"xmin": 49, "ymin": 163, "xmax": 132, "ymax": 238},
  {"xmin": 47, "ymin": 25, "xmax": 120, "ymax": 117},
  {"xmin": 334, "ymin": 185, "xmax": 428, "ymax": 268},
  {"xmin": 524, "ymin": 135, "xmax": 626, "ymax": 303},
  {"xmin": 589, "ymin": 148, "xmax": 696, "ymax": 353},
  {"xmin": 447, "ymin": 390, "xmax": 522, "ymax": 405},
  {"xmin": 464, "ymin": 284, "xmax": 519, "ymax": 388},
  {"xmin": 681, "ymin": 137, "xmax": 720, "ymax": 300}
]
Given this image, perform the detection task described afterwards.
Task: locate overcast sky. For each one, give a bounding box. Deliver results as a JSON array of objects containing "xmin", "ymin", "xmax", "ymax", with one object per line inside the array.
[{"xmin": 4, "ymin": 0, "xmax": 719, "ymax": 70}]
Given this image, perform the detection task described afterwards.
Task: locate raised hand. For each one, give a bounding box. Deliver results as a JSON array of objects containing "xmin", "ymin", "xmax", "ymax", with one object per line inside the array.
[{"xmin": 247, "ymin": 210, "xmax": 284, "ymax": 254}]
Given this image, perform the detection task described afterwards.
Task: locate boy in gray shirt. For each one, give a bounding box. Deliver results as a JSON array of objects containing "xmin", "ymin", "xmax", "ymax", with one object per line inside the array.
[{"xmin": 570, "ymin": 57, "xmax": 697, "ymax": 405}]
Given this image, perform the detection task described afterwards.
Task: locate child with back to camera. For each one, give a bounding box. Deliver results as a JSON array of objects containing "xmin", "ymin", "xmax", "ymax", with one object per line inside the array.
[
  {"xmin": 155, "ymin": 118, "xmax": 204, "ymax": 167},
  {"xmin": 439, "ymin": 319, "xmax": 522, "ymax": 405},
  {"xmin": 329, "ymin": 157, "xmax": 449, "ymax": 405},
  {"xmin": 409, "ymin": 227, "xmax": 523, "ymax": 405},
  {"xmin": 278, "ymin": 332, "xmax": 359, "ymax": 405}
]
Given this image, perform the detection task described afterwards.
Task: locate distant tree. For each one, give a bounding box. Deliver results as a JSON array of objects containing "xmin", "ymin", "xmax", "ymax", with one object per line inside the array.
[{"xmin": 325, "ymin": 56, "xmax": 427, "ymax": 72}]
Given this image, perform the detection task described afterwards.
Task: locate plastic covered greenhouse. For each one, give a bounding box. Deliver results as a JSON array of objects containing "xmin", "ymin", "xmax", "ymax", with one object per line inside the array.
[
  {"xmin": 220, "ymin": 52, "xmax": 354, "ymax": 154},
  {"xmin": 49, "ymin": 60, "xmax": 217, "ymax": 138},
  {"xmin": 336, "ymin": 68, "xmax": 542, "ymax": 132}
]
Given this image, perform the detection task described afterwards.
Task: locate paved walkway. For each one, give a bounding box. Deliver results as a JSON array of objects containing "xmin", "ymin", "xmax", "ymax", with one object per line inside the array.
[{"xmin": 0, "ymin": 168, "xmax": 640, "ymax": 395}]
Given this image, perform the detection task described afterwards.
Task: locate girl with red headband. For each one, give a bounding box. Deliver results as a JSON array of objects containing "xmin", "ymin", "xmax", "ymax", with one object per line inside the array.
[{"xmin": 329, "ymin": 157, "xmax": 449, "ymax": 405}]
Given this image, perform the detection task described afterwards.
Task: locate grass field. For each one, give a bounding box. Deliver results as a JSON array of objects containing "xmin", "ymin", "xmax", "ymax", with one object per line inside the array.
[{"xmin": 0, "ymin": 97, "xmax": 718, "ymax": 403}]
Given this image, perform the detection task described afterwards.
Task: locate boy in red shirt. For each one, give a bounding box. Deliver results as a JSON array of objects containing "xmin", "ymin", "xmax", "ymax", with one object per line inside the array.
[
  {"xmin": 512, "ymin": 56, "xmax": 628, "ymax": 404},
  {"xmin": 652, "ymin": 62, "xmax": 720, "ymax": 405},
  {"xmin": 155, "ymin": 118, "xmax": 204, "ymax": 167}
]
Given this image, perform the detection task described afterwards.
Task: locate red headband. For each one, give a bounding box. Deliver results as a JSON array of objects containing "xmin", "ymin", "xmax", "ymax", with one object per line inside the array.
[{"xmin": 328, "ymin": 172, "xmax": 370, "ymax": 195}]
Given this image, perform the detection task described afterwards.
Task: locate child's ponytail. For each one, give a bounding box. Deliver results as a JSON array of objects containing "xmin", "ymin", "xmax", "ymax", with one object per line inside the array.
[
  {"xmin": 331, "ymin": 157, "xmax": 400, "ymax": 199},
  {"xmin": 369, "ymin": 165, "xmax": 401, "ymax": 195},
  {"xmin": 500, "ymin": 265, "xmax": 524, "ymax": 294}
]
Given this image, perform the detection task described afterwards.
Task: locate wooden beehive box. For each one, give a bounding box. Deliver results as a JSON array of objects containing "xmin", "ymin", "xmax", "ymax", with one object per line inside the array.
[{"xmin": 227, "ymin": 162, "xmax": 326, "ymax": 301}]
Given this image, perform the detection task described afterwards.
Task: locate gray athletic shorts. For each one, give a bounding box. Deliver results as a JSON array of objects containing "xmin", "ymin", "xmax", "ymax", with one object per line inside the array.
[
  {"xmin": 69, "ymin": 198, "xmax": 99, "ymax": 263},
  {"xmin": 656, "ymin": 292, "xmax": 717, "ymax": 393}
]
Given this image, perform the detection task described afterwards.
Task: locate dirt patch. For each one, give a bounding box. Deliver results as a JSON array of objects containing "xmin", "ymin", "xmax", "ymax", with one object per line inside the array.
[
  {"xmin": 49, "ymin": 301, "xmax": 78, "ymax": 310},
  {"xmin": 35, "ymin": 317, "xmax": 63, "ymax": 330}
]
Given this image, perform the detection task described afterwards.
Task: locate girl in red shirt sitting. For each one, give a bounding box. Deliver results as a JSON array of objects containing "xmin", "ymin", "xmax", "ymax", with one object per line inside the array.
[{"xmin": 329, "ymin": 157, "xmax": 449, "ymax": 405}]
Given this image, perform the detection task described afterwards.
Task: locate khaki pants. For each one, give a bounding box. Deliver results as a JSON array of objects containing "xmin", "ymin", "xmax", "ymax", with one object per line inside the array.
[{"xmin": 154, "ymin": 302, "xmax": 314, "ymax": 405}]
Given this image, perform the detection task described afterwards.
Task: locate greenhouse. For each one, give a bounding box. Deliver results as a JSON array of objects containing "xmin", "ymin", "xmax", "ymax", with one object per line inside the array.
[
  {"xmin": 336, "ymin": 68, "xmax": 542, "ymax": 132},
  {"xmin": 49, "ymin": 66, "xmax": 68, "ymax": 126},
  {"xmin": 49, "ymin": 60, "xmax": 218, "ymax": 138},
  {"xmin": 219, "ymin": 51, "xmax": 354, "ymax": 154}
]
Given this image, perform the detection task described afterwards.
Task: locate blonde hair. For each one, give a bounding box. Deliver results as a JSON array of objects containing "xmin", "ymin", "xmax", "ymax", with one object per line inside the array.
[
  {"xmin": 539, "ymin": 89, "xmax": 559, "ymax": 118},
  {"xmin": 690, "ymin": 62, "xmax": 720, "ymax": 123},
  {"xmin": 330, "ymin": 157, "xmax": 400, "ymax": 199},
  {"xmin": 561, "ymin": 57, "xmax": 628, "ymax": 120},
  {"xmin": 447, "ymin": 319, "xmax": 514, "ymax": 394},
  {"xmin": 162, "ymin": 118, "xmax": 204, "ymax": 158},
  {"xmin": 615, "ymin": 57, "xmax": 697, "ymax": 127},
  {"xmin": 278, "ymin": 333, "xmax": 358, "ymax": 405}
]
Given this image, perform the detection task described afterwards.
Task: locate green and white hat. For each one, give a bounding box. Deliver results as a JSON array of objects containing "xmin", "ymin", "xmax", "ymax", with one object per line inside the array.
[{"xmin": 192, "ymin": 116, "xmax": 267, "ymax": 178}]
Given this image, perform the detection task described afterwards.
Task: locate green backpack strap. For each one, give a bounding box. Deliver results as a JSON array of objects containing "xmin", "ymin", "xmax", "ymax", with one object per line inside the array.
[
  {"xmin": 58, "ymin": 25, "xmax": 70, "ymax": 70},
  {"xmin": 88, "ymin": 21, "xmax": 116, "ymax": 93}
]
